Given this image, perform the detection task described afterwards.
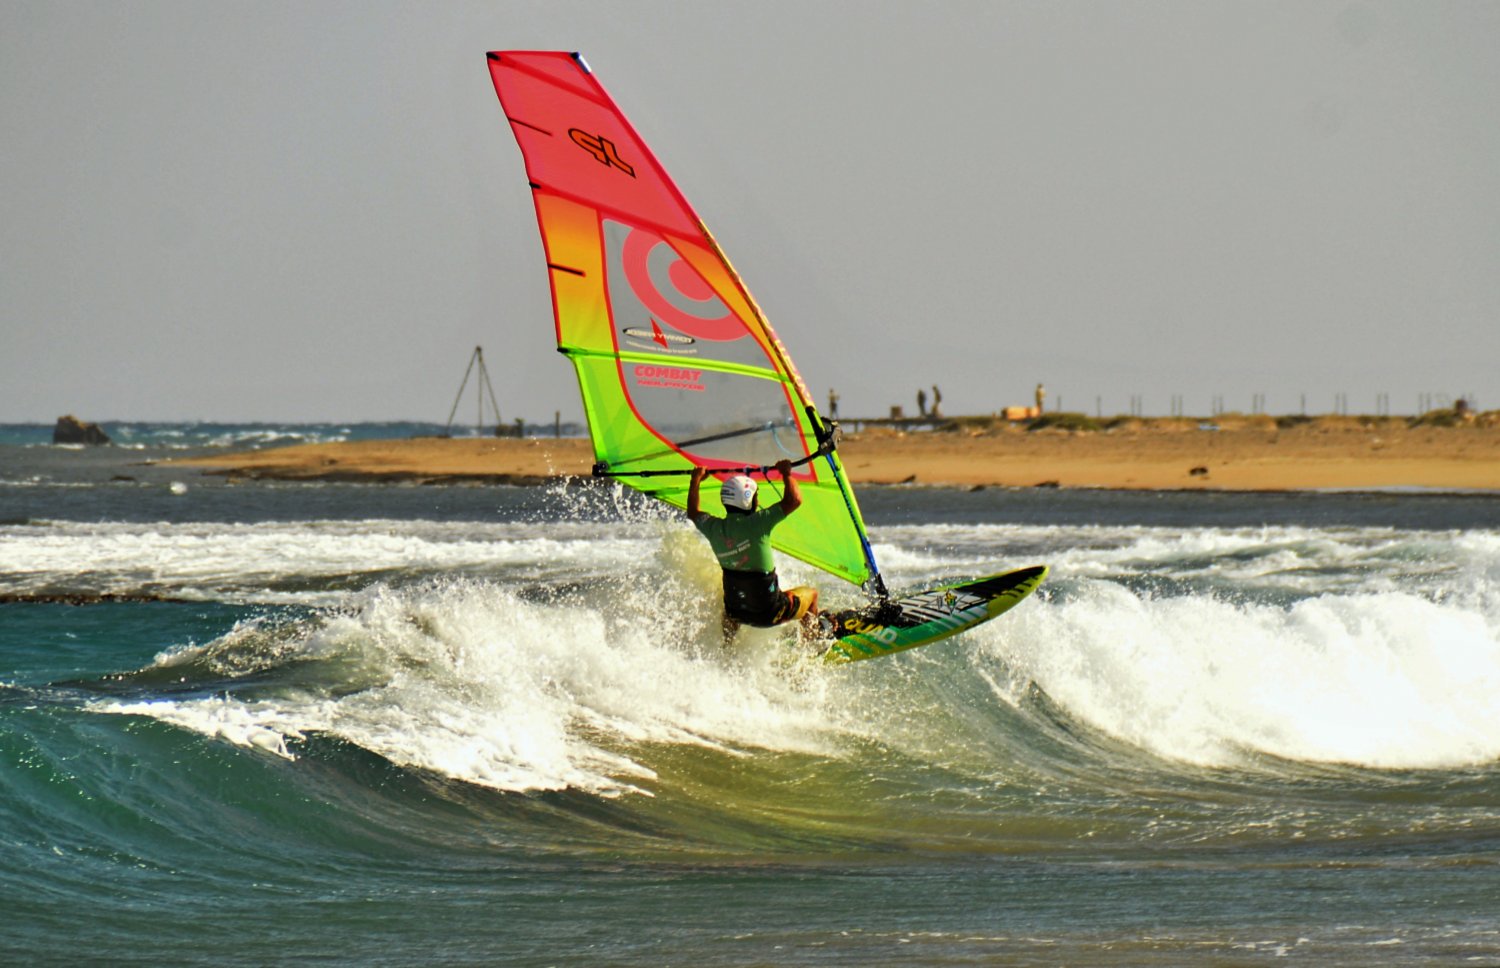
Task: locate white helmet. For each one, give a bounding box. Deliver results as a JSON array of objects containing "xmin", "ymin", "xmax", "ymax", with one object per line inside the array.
[{"xmin": 720, "ymin": 474, "xmax": 758, "ymax": 511}]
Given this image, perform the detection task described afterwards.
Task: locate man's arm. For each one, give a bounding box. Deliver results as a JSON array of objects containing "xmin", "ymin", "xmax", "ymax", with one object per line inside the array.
[
  {"xmin": 687, "ymin": 466, "xmax": 706, "ymax": 521},
  {"xmin": 775, "ymin": 459, "xmax": 802, "ymax": 514}
]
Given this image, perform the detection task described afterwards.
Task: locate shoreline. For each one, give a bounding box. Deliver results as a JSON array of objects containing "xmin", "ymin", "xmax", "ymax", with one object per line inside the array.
[{"xmin": 167, "ymin": 416, "xmax": 1500, "ymax": 493}]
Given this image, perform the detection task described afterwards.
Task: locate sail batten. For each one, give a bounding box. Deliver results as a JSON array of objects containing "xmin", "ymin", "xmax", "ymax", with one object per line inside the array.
[{"xmin": 488, "ymin": 50, "xmax": 879, "ymax": 587}]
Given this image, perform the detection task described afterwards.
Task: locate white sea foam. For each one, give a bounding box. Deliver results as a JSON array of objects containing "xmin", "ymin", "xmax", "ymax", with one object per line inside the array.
[
  {"xmin": 981, "ymin": 578, "xmax": 1500, "ymax": 770},
  {"xmin": 96, "ymin": 562, "xmax": 848, "ymax": 795},
  {"xmin": 57, "ymin": 516, "xmax": 1500, "ymax": 780},
  {"xmin": 0, "ymin": 519, "xmax": 660, "ymax": 600}
]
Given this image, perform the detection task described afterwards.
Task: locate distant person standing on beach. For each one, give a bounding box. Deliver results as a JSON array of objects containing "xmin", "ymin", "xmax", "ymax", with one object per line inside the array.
[
  {"xmin": 931, "ymin": 385, "xmax": 943, "ymax": 418},
  {"xmin": 916, "ymin": 388, "xmax": 927, "ymax": 417},
  {"xmin": 1036, "ymin": 383, "xmax": 1046, "ymax": 414},
  {"xmin": 828, "ymin": 389, "xmax": 839, "ymax": 420}
]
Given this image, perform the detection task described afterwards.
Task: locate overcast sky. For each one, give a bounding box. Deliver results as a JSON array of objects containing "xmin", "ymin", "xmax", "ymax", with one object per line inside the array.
[{"xmin": 3, "ymin": 1, "xmax": 1497, "ymax": 423}]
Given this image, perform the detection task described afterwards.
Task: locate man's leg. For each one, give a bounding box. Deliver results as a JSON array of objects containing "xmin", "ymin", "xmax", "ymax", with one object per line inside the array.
[{"xmin": 782, "ymin": 587, "xmax": 822, "ymax": 636}]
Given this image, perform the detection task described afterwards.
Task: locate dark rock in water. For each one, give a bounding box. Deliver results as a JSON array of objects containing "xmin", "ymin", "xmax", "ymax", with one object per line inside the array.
[{"xmin": 53, "ymin": 414, "xmax": 111, "ymax": 445}]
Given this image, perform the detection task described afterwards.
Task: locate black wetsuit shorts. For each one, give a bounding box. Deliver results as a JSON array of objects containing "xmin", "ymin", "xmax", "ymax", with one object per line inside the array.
[{"xmin": 721, "ymin": 568, "xmax": 791, "ymax": 627}]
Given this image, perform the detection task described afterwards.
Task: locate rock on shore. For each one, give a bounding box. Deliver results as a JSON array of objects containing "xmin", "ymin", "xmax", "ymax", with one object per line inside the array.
[{"xmin": 53, "ymin": 415, "xmax": 111, "ymax": 445}]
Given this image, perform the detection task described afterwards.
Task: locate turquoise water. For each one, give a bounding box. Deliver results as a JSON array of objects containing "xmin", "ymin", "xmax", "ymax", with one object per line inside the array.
[{"xmin": 3, "ymin": 427, "xmax": 1499, "ymax": 965}]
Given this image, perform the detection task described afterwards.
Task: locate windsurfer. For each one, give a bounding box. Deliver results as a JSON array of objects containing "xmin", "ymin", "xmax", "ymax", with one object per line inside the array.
[{"xmin": 688, "ymin": 460, "xmax": 822, "ymax": 640}]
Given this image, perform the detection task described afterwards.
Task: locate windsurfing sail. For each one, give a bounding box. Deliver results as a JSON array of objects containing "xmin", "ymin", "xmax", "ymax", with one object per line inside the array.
[{"xmin": 487, "ymin": 50, "xmax": 882, "ymax": 590}]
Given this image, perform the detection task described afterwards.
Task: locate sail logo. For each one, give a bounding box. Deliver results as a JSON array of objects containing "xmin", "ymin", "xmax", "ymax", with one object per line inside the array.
[
  {"xmin": 632, "ymin": 363, "xmax": 704, "ymax": 392},
  {"xmin": 623, "ymin": 323, "xmax": 696, "ymax": 349},
  {"xmin": 569, "ymin": 129, "xmax": 635, "ymax": 176},
  {"xmin": 620, "ymin": 228, "xmax": 741, "ymax": 342}
]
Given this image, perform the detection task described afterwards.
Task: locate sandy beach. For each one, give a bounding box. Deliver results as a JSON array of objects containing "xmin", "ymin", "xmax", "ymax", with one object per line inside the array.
[{"xmin": 170, "ymin": 415, "xmax": 1500, "ymax": 492}]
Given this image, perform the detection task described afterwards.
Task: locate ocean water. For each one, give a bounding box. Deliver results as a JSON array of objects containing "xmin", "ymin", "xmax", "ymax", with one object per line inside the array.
[{"xmin": 3, "ymin": 425, "xmax": 1499, "ymax": 965}]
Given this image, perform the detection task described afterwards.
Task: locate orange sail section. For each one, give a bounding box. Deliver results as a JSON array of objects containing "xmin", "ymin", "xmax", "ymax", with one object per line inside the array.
[{"xmin": 487, "ymin": 51, "xmax": 878, "ymax": 587}]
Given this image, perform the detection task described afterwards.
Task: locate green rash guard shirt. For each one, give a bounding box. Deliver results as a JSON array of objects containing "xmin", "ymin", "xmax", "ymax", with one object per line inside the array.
[{"xmin": 693, "ymin": 505, "xmax": 789, "ymax": 573}]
